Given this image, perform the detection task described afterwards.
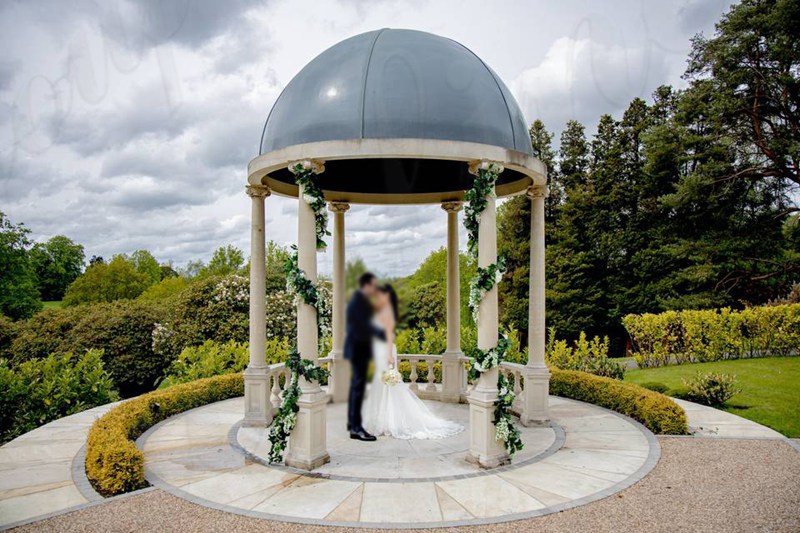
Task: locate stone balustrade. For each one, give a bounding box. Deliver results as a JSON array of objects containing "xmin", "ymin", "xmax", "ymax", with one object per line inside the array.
[{"xmin": 266, "ymin": 357, "xmax": 524, "ymax": 416}]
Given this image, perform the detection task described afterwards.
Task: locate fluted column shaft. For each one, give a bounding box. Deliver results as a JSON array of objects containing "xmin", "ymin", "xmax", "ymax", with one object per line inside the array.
[
  {"xmin": 243, "ymin": 184, "xmax": 271, "ymax": 427},
  {"xmin": 521, "ymin": 185, "xmax": 550, "ymax": 425},
  {"xmin": 328, "ymin": 202, "xmax": 350, "ymax": 403}
]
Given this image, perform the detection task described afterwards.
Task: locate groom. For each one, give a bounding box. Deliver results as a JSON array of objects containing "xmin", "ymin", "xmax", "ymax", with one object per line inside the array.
[{"xmin": 344, "ymin": 272, "xmax": 385, "ymax": 441}]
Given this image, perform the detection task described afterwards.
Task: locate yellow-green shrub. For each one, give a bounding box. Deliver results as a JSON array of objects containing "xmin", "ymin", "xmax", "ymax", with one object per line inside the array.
[
  {"xmin": 623, "ymin": 303, "xmax": 800, "ymax": 368},
  {"xmin": 86, "ymin": 373, "xmax": 243, "ymax": 495},
  {"xmin": 549, "ymin": 368, "xmax": 688, "ymax": 435}
]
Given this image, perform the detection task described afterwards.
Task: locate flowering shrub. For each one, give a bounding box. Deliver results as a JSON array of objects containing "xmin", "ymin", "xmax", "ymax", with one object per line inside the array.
[
  {"xmin": 546, "ymin": 328, "xmax": 626, "ymax": 379},
  {"xmin": 1, "ymin": 350, "xmax": 118, "ymax": 443},
  {"xmin": 160, "ymin": 338, "xmax": 293, "ymax": 388},
  {"xmin": 681, "ymin": 372, "xmax": 741, "ymax": 406},
  {"xmin": 152, "ymin": 274, "xmax": 317, "ymax": 360},
  {"xmin": 623, "ymin": 304, "xmax": 800, "ymax": 368}
]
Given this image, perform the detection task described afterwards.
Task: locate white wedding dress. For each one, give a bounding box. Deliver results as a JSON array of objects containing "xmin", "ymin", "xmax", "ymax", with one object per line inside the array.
[{"xmin": 363, "ymin": 324, "xmax": 463, "ymax": 440}]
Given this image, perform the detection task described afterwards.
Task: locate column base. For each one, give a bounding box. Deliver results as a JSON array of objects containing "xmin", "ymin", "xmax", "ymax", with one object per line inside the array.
[
  {"xmin": 284, "ymin": 387, "xmax": 330, "ymax": 471},
  {"xmin": 521, "ymin": 366, "xmax": 550, "ymax": 427},
  {"xmin": 465, "ymin": 450, "xmax": 511, "ymax": 469},
  {"xmin": 326, "ymin": 351, "xmax": 350, "ymax": 404},
  {"xmin": 466, "ymin": 379, "xmax": 509, "ymax": 468},
  {"xmin": 243, "ymin": 366, "xmax": 271, "ymax": 427},
  {"xmin": 440, "ymin": 350, "xmax": 464, "ymax": 403}
]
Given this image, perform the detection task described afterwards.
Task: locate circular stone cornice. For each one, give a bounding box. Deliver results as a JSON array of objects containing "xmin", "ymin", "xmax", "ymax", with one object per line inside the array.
[{"xmin": 248, "ymin": 138, "xmax": 546, "ymax": 205}]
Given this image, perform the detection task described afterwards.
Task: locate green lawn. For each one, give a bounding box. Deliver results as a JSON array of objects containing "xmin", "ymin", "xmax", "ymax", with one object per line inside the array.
[
  {"xmin": 42, "ymin": 301, "xmax": 63, "ymax": 309},
  {"xmin": 625, "ymin": 357, "xmax": 800, "ymax": 437}
]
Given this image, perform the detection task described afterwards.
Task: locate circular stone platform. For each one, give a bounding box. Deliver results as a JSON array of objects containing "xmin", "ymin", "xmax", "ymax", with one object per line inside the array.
[{"xmin": 138, "ymin": 396, "xmax": 658, "ymax": 528}]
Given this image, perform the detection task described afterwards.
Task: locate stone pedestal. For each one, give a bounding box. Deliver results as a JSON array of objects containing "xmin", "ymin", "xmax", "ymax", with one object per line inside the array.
[
  {"xmin": 520, "ymin": 366, "xmax": 550, "ymax": 426},
  {"xmin": 466, "ymin": 368, "xmax": 510, "ymax": 468},
  {"xmin": 284, "ymin": 386, "xmax": 330, "ymax": 470}
]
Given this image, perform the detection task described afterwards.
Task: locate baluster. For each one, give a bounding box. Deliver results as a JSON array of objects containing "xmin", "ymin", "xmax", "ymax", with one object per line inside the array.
[
  {"xmin": 270, "ymin": 371, "xmax": 281, "ymax": 409},
  {"xmin": 409, "ymin": 359, "xmax": 418, "ymax": 391},
  {"xmin": 424, "ymin": 359, "xmax": 436, "ymax": 392},
  {"xmin": 514, "ymin": 371, "xmax": 523, "ymax": 397}
]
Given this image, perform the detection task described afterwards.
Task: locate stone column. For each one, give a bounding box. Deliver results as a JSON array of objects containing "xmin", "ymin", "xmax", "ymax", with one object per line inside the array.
[
  {"xmin": 243, "ymin": 184, "xmax": 271, "ymax": 427},
  {"xmin": 327, "ymin": 201, "xmax": 350, "ymax": 403},
  {"xmin": 441, "ymin": 201, "xmax": 463, "ymax": 403},
  {"xmin": 466, "ymin": 167, "xmax": 509, "ymax": 468},
  {"xmin": 285, "ymin": 165, "xmax": 330, "ymax": 470},
  {"xmin": 522, "ymin": 185, "xmax": 550, "ymax": 425}
]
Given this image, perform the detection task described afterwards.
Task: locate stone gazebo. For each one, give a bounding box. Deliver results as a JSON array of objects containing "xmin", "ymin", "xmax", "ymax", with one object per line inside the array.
[{"xmin": 243, "ymin": 29, "xmax": 549, "ymax": 470}]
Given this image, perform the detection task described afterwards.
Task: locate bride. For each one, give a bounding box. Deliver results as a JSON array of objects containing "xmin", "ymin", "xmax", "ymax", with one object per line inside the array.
[{"xmin": 363, "ymin": 284, "xmax": 463, "ymax": 440}]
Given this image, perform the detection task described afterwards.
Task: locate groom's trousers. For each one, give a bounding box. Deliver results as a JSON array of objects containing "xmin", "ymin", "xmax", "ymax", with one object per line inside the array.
[{"xmin": 347, "ymin": 355, "xmax": 370, "ymax": 430}]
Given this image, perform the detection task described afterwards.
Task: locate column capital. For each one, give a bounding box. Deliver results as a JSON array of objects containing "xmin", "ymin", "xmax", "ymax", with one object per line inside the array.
[
  {"xmin": 468, "ymin": 159, "xmax": 505, "ymax": 176},
  {"xmin": 246, "ymin": 184, "xmax": 271, "ymax": 199},
  {"xmin": 526, "ymin": 185, "xmax": 549, "ymax": 199},
  {"xmin": 328, "ymin": 201, "xmax": 350, "ymax": 213},
  {"xmin": 288, "ymin": 159, "xmax": 325, "ymax": 175},
  {"xmin": 441, "ymin": 201, "xmax": 463, "ymax": 213}
]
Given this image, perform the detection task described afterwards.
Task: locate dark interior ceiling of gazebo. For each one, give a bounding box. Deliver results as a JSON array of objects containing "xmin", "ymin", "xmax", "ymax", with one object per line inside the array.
[{"xmin": 267, "ymin": 158, "xmax": 527, "ymax": 196}]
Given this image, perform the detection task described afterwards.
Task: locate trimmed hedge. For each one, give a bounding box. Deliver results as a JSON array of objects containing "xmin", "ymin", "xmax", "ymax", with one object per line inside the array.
[
  {"xmin": 623, "ymin": 304, "xmax": 800, "ymax": 368},
  {"xmin": 86, "ymin": 373, "xmax": 243, "ymax": 496},
  {"xmin": 550, "ymin": 368, "xmax": 688, "ymax": 435}
]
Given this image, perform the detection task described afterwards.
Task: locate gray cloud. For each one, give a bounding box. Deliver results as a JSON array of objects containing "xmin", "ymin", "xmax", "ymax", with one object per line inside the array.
[{"xmin": 0, "ymin": 0, "xmax": 734, "ymax": 277}]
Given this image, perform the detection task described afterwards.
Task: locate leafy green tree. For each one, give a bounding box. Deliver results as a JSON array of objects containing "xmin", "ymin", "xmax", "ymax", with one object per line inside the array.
[
  {"xmin": 129, "ymin": 250, "xmax": 161, "ymax": 285},
  {"xmin": 265, "ymin": 241, "xmax": 290, "ymax": 293},
  {"xmin": 397, "ymin": 248, "xmax": 476, "ymax": 329},
  {"xmin": 29, "ymin": 236, "xmax": 85, "ymax": 301},
  {"xmin": 406, "ymin": 281, "xmax": 445, "ymax": 329},
  {"xmin": 160, "ymin": 263, "xmax": 178, "ymax": 279},
  {"xmin": 685, "ymin": 0, "xmax": 799, "ymax": 189},
  {"xmin": 0, "ymin": 213, "xmax": 41, "ymax": 319},
  {"xmin": 63, "ymin": 255, "xmax": 150, "ymax": 306},
  {"xmin": 137, "ymin": 276, "xmax": 188, "ymax": 301},
  {"xmin": 558, "ymin": 120, "xmax": 590, "ymax": 190},
  {"xmin": 202, "ymin": 245, "xmax": 244, "ymax": 277},
  {"xmin": 345, "ymin": 257, "xmax": 368, "ymax": 294},
  {"xmin": 181, "ymin": 259, "xmax": 205, "ymax": 279}
]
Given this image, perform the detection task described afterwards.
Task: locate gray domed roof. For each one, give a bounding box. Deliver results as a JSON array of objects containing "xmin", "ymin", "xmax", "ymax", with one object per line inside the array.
[{"xmin": 260, "ymin": 29, "xmax": 531, "ymax": 155}]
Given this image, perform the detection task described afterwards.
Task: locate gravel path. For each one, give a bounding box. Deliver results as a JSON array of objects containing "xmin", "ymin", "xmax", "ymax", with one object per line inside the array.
[{"xmin": 13, "ymin": 439, "xmax": 800, "ymax": 533}]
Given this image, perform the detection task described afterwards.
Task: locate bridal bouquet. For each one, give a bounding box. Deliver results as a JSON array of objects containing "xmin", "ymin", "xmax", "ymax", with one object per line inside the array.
[{"xmin": 381, "ymin": 366, "xmax": 402, "ymax": 387}]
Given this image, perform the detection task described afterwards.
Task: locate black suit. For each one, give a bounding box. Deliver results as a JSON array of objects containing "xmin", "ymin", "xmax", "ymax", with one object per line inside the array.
[{"xmin": 344, "ymin": 290, "xmax": 385, "ymax": 430}]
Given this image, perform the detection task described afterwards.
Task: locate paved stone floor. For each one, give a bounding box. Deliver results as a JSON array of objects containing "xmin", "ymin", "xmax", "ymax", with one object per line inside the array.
[
  {"xmin": 10, "ymin": 439, "xmax": 800, "ymax": 533},
  {"xmin": 139, "ymin": 397, "xmax": 658, "ymax": 527},
  {"xmin": 671, "ymin": 398, "xmax": 785, "ymax": 438},
  {"xmin": 0, "ymin": 393, "xmax": 793, "ymax": 531},
  {"xmin": 0, "ymin": 403, "xmax": 115, "ymax": 527}
]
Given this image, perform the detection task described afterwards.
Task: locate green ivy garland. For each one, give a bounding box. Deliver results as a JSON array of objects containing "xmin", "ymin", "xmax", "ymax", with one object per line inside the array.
[
  {"xmin": 283, "ymin": 246, "xmax": 331, "ymax": 339},
  {"xmin": 463, "ymin": 160, "xmax": 522, "ymax": 457},
  {"xmin": 468, "ymin": 256, "xmax": 507, "ymax": 323},
  {"xmin": 289, "ymin": 160, "xmax": 329, "ymax": 250},
  {"xmin": 267, "ymin": 347, "xmax": 329, "ymax": 463},
  {"xmin": 267, "ymin": 164, "xmax": 331, "ymax": 464},
  {"xmin": 495, "ymin": 373, "xmax": 523, "ymax": 454}
]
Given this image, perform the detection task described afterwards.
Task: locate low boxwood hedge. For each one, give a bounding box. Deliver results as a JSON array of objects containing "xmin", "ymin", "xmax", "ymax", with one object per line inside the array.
[
  {"xmin": 550, "ymin": 368, "xmax": 688, "ymax": 435},
  {"xmin": 85, "ymin": 373, "xmax": 243, "ymax": 496}
]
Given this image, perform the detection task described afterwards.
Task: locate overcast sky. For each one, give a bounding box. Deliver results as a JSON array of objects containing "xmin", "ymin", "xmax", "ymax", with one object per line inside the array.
[{"xmin": 0, "ymin": 0, "xmax": 734, "ymax": 277}]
